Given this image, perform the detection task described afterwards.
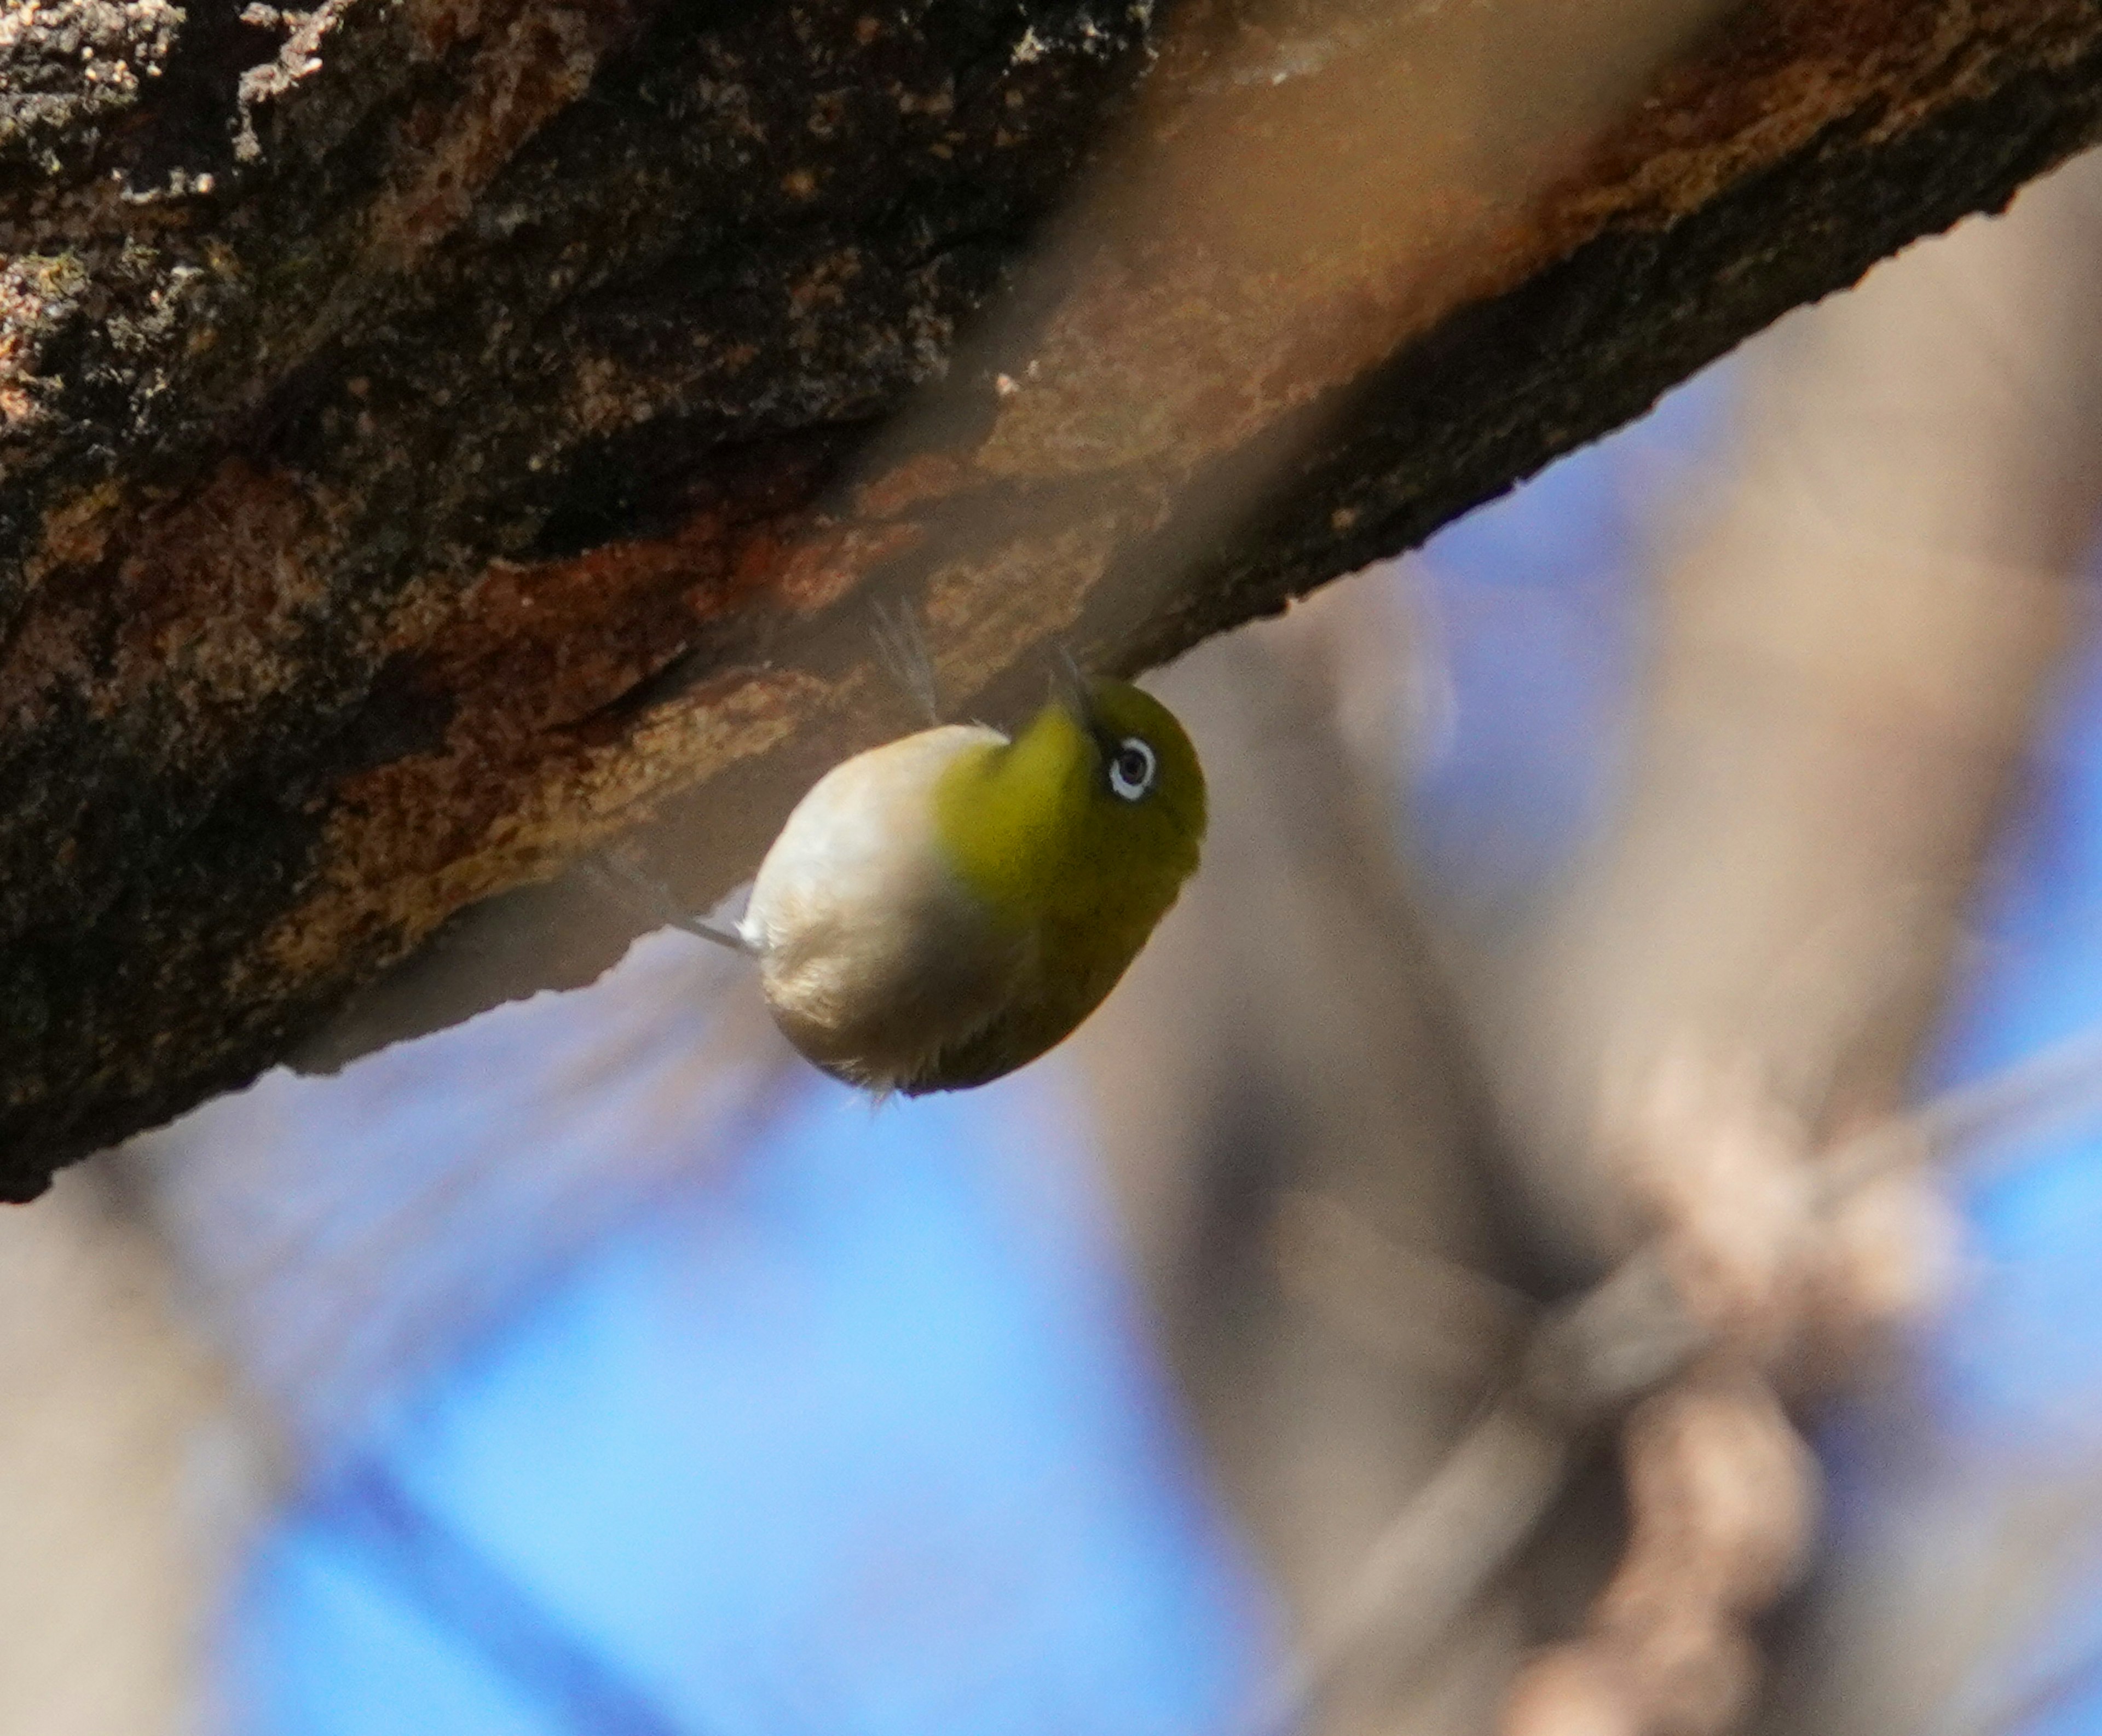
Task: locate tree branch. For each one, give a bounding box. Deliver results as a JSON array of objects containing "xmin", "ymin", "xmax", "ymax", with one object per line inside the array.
[{"xmin": 6, "ymin": 0, "xmax": 2102, "ymax": 1194}]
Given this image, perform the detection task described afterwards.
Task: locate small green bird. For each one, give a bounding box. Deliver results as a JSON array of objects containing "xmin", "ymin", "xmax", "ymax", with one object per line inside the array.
[{"xmin": 732, "ymin": 675, "xmax": 1206, "ymax": 1094}]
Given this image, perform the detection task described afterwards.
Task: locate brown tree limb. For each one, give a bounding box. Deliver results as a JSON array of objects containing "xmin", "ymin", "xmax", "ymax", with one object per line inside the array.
[{"xmin": 5, "ymin": 0, "xmax": 2102, "ymax": 1196}]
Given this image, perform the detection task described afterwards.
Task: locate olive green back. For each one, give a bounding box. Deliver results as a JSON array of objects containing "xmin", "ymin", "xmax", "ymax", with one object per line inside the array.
[{"xmin": 921, "ymin": 678, "xmax": 1205, "ymax": 1089}]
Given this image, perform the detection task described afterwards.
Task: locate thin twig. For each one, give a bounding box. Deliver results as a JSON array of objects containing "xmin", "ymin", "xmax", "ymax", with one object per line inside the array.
[
  {"xmin": 1239, "ymin": 1402, "xmax": 1569, "ymax": 1736},
  {"xmin": 321, "ymin": 1461, "xmax": 697, "ymax": 1736},
  {"xmin": 1825, "ymin": 1022, "xmax": 2102, "ymax": 1200},
  {"xmin": 1247, "ymin": 1249, "xmax": 1708, "ymax": 1736},
  {"xmin": 582, "ymin": 857, "xmax": 754, "ymax": 954}
]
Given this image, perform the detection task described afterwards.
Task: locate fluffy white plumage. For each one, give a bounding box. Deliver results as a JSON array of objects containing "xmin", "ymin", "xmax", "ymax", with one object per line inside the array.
[{"xmin": 738, "ymin": 722, "xmax": 1025, "ymax": 1089}]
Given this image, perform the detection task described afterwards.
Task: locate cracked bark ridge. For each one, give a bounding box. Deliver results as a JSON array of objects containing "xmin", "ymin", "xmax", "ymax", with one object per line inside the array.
[{"xmin": 3, "ymin": 0, "xmax": 2101, "ymax": 1198}]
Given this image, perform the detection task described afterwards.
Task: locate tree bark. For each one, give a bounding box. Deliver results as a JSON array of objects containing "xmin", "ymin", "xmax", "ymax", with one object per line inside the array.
[{"xmin": 4, "ymin": 0, "xmax": 2102, "ymax": 1197}]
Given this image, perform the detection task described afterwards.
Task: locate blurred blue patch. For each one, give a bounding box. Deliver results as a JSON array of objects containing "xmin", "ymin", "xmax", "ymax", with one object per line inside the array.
[
  {"xmin": 228, "ymin": 1065, "xmax": 1273, "ymax": 1736},
  {"xmin": 1923, "ymin": 579, "xmax": 2102, "ymax": 1455},
  {"xmin": 1401, "ymin": 367, "xmax": 1734, "ymax": 905},
  {"xmin": 1994, "ymin": 1597, "xmax": 2102, "ymax": 1736}
]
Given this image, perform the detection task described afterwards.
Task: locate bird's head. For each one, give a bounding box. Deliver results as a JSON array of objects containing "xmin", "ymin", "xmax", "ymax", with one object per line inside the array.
[{"xmin": 933, "ymin": 672, "xmax": 1206, "ymax": 944}]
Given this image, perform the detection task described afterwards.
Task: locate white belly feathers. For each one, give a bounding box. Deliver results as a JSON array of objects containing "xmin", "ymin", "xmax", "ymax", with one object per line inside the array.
[{"xmin": 738, "ymin": 723, "xmax": 1024, "ymax": 1087}]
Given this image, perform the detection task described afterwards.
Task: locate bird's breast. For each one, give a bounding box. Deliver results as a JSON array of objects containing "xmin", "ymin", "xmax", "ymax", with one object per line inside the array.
[{"xmin": 741, "ymin": 724, "xmax": 1025, "ymax": 1087}]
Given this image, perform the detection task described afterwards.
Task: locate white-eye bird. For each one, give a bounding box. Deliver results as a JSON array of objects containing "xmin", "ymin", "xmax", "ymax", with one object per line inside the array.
[{"xmin": 727, "ymin": 674, "xmax": 1206, "ymax": 1094}]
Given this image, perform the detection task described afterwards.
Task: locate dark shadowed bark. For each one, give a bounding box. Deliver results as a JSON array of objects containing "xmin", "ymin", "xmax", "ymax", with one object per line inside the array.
[{"xmin": 5, "ymin": 0, "xmax": 2102, "ymax": 1197}]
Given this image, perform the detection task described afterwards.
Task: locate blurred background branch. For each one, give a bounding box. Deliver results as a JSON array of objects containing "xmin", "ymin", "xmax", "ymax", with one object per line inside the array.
[{"xmin": 1065, "ymin": 142, "xmax": 2102, "ymax": 1736}]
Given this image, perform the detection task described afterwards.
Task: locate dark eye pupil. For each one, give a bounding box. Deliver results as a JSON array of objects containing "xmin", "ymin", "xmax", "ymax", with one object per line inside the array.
[{"xmin": 1108, "ymin": 737, "xmax": 1156, "ymax": 800}]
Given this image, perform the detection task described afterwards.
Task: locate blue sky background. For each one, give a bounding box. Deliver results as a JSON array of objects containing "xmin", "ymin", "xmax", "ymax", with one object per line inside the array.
[
  {"xmin": 1921, "ymin": 600, "xmax": 2102, "ymax": 1456},
  {"xmin": 222, "ymin": 1051, "xmax": 1273, "ymax": 1736}
]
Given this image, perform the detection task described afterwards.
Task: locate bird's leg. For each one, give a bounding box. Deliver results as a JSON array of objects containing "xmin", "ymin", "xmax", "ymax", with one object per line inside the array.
[
  {"xmin": 1046, "ymin": 640, "xmax": 1096, "ymax": 718},
  {"xmin": 869, "ymin": 597, "xmax": 943, "ymax": 726},
  {"xmin": 582, "ymin": 854, "xmax": 757, "ymax": 955}
]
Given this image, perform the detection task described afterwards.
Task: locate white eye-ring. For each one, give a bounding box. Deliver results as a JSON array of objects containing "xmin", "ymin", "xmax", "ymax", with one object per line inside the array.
[{"xmin": 1108, "ymin": 736, "xmax": 1158, "ymax": 802}]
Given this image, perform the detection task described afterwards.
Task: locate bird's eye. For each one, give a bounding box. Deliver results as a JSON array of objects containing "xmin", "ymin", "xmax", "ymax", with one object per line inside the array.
[{"xmin": 1107, "ymin": 736, "xmax": 1158, "ymax": 802}]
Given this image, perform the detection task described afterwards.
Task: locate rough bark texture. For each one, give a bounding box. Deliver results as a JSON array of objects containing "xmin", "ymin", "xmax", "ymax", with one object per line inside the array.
[{"xmin": 4, "ymin": 0, "xmax": 2102, "ymax": 1197}]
